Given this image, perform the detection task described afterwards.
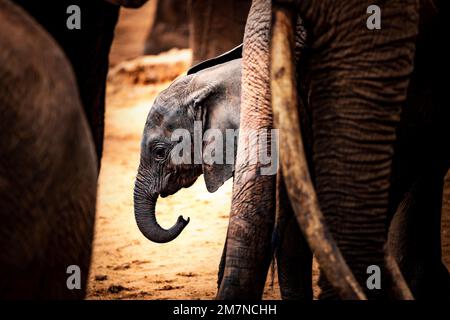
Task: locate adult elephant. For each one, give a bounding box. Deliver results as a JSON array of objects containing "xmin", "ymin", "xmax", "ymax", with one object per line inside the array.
[
  {"xmin": 12, "ymin": 0, "xmax": 149, "ymax": 168},
  {"xmin": 0, "ymin": 0, "xmax": 97, "ymax": 299},
  {"xmin": 217, "ymin": 0, "xmax": 444, "ymax": 300}
]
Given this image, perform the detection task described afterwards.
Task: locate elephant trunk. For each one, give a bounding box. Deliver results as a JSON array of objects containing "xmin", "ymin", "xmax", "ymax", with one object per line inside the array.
[
  {"xmin": 216, "ymin": 0, "xmax": 276, "ymax": 299},
  {"xmin": 134, "ymin": 175, "xmax": 189, "ymax": 243},
  {"xmin": 270, "ymin": 2, "xmax": 366, "ymax": 299}
]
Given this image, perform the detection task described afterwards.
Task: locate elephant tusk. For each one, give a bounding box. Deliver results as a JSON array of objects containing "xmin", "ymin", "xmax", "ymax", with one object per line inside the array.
[
  {"xmin": 384, "ymin": 251, "xmax": 414, "ymax": 300},
  {"xmin": 384, "ymin": 181, "xmax": 417, "ymax": 300},
  {"xmin": 270, "ymin": 2, "xmax": 367, "ymax": 300}
]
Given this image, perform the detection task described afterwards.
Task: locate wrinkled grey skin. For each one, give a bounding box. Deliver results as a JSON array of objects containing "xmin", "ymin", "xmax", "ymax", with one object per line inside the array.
[
  {"xmin": 0, "ymin": 0, "xmax": 97, "ymax": 299},
  {"xmin": 134, "ymin": 59, "xmax": 241, "ymax": 243},
  {"xmin": 218, "ymin": 0, "xmax": 448, "ymax": 300}
]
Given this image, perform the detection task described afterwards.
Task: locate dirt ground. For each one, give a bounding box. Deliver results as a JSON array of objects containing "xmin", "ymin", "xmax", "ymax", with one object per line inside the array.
[{"xmin": 86, "ymin": 4, "xmax": 307, "ymax": 300}]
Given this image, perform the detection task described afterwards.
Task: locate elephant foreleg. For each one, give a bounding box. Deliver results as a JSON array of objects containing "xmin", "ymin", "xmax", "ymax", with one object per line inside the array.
[
  {"xmin": 275, "ymin": 174, "xmax": 313, "ymax": 300},
  {"xmin": 217, "ymin": 238, "xmax": 227, "ymax": 289}
]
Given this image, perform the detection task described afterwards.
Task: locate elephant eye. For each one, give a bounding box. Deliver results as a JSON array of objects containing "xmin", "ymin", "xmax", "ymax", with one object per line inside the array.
[{"xmin": 153, "ymin": 146, "xmax": 167, "ymax": 161}]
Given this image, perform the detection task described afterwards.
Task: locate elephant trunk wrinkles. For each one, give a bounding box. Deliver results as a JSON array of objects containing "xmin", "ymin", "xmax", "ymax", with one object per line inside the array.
[
  {"xmin": 291, "ymin": 0, "xmax": 419, "ymax": 299},
  {"xmin": 217, "ymin": 0, "xmax": 276, "ymax": 299},
  {"xmin": 270, "ymin": 2, "xmax": 366, "ymax": 300},
  {"xmin": 134, "ymin": 175, "xmax": 189, "ymax": 243}
]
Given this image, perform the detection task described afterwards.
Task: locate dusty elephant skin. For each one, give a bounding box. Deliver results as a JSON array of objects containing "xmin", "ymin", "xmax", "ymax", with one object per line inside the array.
[
  {"xmin": 0, "ymin": 0, "xmax": 97, "ymax": 299},
  {"xmin": 216, "ymin": 0, "xmax": 449, "ymax": 300},
  {"xmin": 270, "ymin": 3, "xmax": 368, "ymax": 299},
  {"xmin": 295, "ymin": 0, "xmax": 419, "ymax": 299},
  {"xmin": 134, "ymin": 59, "xmax": 241, "ymax": 243},
  {"xmin": 217, "ymin": 0, "xmax": 276, "ymax": 299}
]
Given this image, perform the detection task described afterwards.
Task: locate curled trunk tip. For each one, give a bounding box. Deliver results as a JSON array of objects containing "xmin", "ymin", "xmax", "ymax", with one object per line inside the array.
[{"xmin": 133, "ymin": 182, "xmax": 190, "ymax": 243}]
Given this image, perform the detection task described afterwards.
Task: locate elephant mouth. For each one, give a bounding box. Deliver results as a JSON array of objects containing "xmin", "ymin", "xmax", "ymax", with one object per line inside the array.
[
  {"xmin": 159, "ymin": 172, "xmax": 176, "ymax": 198},
  {"xmin": 160, "ymin": 176, "xmax": 198, "ymax": 198},
  {"xmin": 160, "ymin": 166, "xmax": 201, "ymax": 198}
]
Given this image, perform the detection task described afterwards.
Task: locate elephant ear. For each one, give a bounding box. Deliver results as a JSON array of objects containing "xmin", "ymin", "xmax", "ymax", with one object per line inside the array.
[
  {"xmin": 202, "ymin": 129, "xmax": 236, "ymax": 193},
  {"xmin": 192, "ymin": 89, "xmax": 238, "ymax": 194},
  {"xmin": 187, "ymin": 44, "xmax": 243, "ymax": 75}
]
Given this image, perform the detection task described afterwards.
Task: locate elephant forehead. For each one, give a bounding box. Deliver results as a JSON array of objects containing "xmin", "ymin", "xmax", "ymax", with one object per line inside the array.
[
  {"xmin": 144, "ymin": 127, "xmax": 173, "ymax": 145},
  {"xmin": 156, "ymin": 74, "xmax": 193, "ymax": 104},
  {"xmin": 149, "ymin": 107, "xmax": 191, "ymax": 129},
  {"xmin": 144, "ymin": 116, "xmax": 192, "ymax": 142}
]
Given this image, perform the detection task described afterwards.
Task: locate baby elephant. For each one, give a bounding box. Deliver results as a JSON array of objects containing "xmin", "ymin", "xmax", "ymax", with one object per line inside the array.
[{"xmin": 134, "ymin": 57, "xmax": 242, "ymax": 243}]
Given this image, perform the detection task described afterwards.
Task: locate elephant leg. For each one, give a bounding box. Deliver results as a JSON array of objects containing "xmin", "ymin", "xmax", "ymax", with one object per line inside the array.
[
  {"xmin": 188, "ymin": 0, "xmax": 251, "ymax": 64},
  {"xmin": 12, "ymin": 0, "xmax": 121, "ymax": 168},
  {"xmin": 144, "ymin": 0, "xmax": 189, "ymax": 55},
  {"xmin": 388, "ymin": 170, "xmax": 450, "ymax": 300},
  {"xmin": 275, "ymin": 174, "xmax": 313, "ymax": 300},
  {"xmin": 217, "ymin": 238, "xmax": 227, "ymax": 288},
  {"xmin": 294, "ymin": 0, "xmax": 420, "ymax": 299}
]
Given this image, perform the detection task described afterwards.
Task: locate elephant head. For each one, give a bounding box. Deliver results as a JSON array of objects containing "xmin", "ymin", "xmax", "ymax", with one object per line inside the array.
[{"xmin": 134, "ymin": 58, "xmax": 242, "ymax": 243}]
